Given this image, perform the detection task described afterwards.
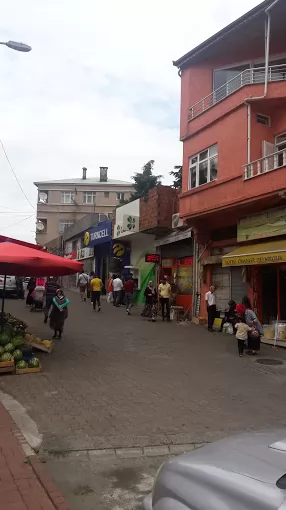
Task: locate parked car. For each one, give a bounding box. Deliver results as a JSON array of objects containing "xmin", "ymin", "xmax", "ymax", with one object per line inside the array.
[
  {"xmin": 143, "ymin": 429, "xmax": 286, "ymax": 510},
  {"xmin": 0, "ymin": 275, "xmax": 18, "ymax": 297}
]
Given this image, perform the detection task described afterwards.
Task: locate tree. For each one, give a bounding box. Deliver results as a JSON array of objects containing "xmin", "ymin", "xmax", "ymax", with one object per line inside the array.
[
  {"xmin": 170, "ymin": 165, "xmax": 182, "ymax": 189},
  {"xmin": 121, "ymin": 160, "xmax": 162, "ymax": 204}
]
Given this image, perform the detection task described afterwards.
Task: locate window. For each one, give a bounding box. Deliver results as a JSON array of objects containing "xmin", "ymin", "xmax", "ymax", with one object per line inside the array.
[
  {"xmin": 213, "ymin": 65, "xmax": 250, "ymax": 102},
  {"xmin": 116, "ymin": 192, "xmax": 125, "ymax": 201},
  {"xmin": 256, "ymin": 114, "xmax": 270, "ymax": 126},
  {"xmin": 83, "ymin": 191, "xmax": 96, "ymax": 204},
  {"xmin": 59, "ymin": 220, "xmax": 74, "ymax": 233},
  {"xmin": 61, "ymin": 191, "xmax": 74, "ymax": 204},
  {"xmin": 189, "ymin": 145, "xmax": 218, "ymax": 190},
  {"xmin": 275, "ymin": 133, "xmax": 286, "ymax": 167},
  {"xmin": 107, "ymin": 212, "xmax": 113, "ymax": 219},
  {"xmin": 104, "ymin": 191, "xmax": 110, "ymax": 198},
  {"xmin": 38, "ymin": 191, "xmax": 48, "ymax": 204}
]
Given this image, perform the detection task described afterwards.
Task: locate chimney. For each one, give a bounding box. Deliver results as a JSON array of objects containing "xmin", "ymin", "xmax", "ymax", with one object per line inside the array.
[
  {"xmin": 99, "ymin": 166, "xmax": 108, "ymax": 182},
  {"xmin": 82, "ymin": 167, "xmax": 87, "ymax": 180}
]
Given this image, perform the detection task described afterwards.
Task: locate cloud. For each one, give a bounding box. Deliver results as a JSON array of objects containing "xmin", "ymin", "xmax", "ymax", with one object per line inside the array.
[{"xmin": 0, "ymin": 0, "xmax": 261, "ymax": 242}]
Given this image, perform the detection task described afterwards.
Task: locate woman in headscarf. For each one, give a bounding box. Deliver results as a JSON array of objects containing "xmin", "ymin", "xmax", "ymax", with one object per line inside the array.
[
  {"xmin": 26, "ymin": 277, "xmax": 36, "ymax": 305},
  {"xmin": 141, "ymin": 281, "xmax": 157, "ymax": 322},
  {"xmin": 49, "ymin": 289, "xmax": 70, "ymax": 339},
  {"xmin": 242, "ymin": 296, "xmax": 263, "ymax": 355}
]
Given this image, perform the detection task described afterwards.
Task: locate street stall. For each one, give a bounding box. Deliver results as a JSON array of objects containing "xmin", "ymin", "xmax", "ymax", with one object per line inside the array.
[{"xmin": 0, "ymin": 240, "xmax": 83, "ymax": 374}]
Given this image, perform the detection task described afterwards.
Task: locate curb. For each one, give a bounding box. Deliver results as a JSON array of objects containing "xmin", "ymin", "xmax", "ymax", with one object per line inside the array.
[{"xmin": 29, "ymin": 456, "xmax": 71, "ymax": 510}]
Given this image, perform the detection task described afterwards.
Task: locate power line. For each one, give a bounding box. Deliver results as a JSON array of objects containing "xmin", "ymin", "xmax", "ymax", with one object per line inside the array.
[
  {"xmin": 0, "ymin": 140, "xmax": 36, "ymax": 211},
  {"xmin": 0, "ymin": 214, "xmax": 35, "ymax": 230}
]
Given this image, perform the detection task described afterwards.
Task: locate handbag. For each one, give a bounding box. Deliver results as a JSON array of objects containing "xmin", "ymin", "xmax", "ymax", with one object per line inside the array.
[{"xmin": 249, "ymin": 323, "xmax": 260, "ymax": 339}]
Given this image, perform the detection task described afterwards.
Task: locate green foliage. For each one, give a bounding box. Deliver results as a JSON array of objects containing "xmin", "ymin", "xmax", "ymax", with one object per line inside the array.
[{"xmin": 170, "ymin": 165, "xmax": 182, "ymax": 189}]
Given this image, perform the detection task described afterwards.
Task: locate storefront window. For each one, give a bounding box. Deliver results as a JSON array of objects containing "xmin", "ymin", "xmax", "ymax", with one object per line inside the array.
[{"xmin": 177, "ymin": 266, "xmax": 193, "ymax": 295}]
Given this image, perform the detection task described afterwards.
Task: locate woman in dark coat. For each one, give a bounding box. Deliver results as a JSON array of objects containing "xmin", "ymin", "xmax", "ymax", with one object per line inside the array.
[
  {"xmin": 242, "ymin": 296, "xmax": 263, "ymax": 355},
  {"xmin": 141, "ymin": 281, "xmax": 157, "ymax": 322},
  {"xmin": 26, "ymin": 277, "xmax": 36, "ymax": 305},
  {"xmin": 49, "ymin": 289, "xmax": 69, "ymax": 339}
]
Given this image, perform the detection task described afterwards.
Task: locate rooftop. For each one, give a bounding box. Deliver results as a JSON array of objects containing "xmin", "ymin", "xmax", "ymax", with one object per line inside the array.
[{"xmin": 34, "ymin": 177, "xmax": 133, "ymax": 187}]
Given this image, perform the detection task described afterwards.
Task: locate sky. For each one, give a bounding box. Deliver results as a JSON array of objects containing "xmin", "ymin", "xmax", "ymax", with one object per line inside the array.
[{"xmin": 0, "ymin": 0, "xmax": 262, "ymax": 242}]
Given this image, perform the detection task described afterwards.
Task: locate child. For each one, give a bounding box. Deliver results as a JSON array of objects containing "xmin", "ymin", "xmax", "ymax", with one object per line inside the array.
[{"xmin": 235, "ymin": 315, "xmax": 253, "ymax": 357}]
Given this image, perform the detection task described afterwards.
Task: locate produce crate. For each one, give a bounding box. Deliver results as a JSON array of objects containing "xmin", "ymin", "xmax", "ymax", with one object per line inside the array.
[
  {"xmin": 15, "ymin": 361, "xmax": 42, "ymax": 375},
  {"xmin": 0, "ymin": 357, "xmax": 15, "ymax": 374},
  {"xmin": 30, "ymin": 340, "xmax": 53, "ymax": 354}
]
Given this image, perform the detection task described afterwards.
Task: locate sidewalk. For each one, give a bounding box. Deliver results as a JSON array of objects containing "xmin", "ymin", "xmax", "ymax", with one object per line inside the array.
[{"xmin": 0, "ymin": 400, "xmax": 69, "ymax": 510}]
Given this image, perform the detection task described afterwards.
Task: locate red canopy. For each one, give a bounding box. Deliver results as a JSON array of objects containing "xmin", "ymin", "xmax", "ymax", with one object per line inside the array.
[
  {"xmin": 0, "ymin": 235, "xmax": 43, "ymax": 250},
  {"xmin": 0, "ymin": 242, "xmax": 83, "ymax": 276}
]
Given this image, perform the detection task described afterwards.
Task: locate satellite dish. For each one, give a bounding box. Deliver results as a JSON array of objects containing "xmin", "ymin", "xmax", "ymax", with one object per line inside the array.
[
  {"xmin": 39, "ymin": 192, "xmax": 48, "ymax": 203},
  {"xmin": 36, "ymin": 221, "xmax": 45, "ymax": 232}
]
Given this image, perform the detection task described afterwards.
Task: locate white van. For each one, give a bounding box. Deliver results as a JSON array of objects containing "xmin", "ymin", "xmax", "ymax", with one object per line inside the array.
[{"xmin": 0, "ymin": 276, "xmax": 17, "ymax": 296}]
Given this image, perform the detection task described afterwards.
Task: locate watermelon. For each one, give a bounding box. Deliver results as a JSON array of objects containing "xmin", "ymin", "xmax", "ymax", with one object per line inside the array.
[
  {"xmin": 16, "ymin": 360, "xmax": 27, "ymax": 369},
  {"xmin": 11, "ymin": 336, "xmax": 24, "ymax": 348},
  {"xmin": 13, "ymin": 350, "xmax": 23, "ymax": 362},
  {"xmin": 4, "ymin": 343, "xmax": 14, "ymax": 354},
  {"xmin": 28, "ymin": 358, "xmax": 40, "ymax": 368},
  {"xmin": 1, "ymin": 353, "xmax": 12, "ymax": 362},
  {"xmin": 0, "ymin": 332, "xmax": 10, "ymax": 346}
]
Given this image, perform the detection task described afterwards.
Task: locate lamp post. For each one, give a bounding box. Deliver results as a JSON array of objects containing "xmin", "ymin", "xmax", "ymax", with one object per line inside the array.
[{"xmin": 0, "ymin": 40, "xmax": 31, "ymax": 52}]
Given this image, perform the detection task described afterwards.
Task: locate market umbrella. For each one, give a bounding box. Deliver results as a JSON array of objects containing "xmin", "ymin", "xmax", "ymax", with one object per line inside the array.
[{"xmin": 0, "ymin": 241, "xmax": 83, "ymax": 321}]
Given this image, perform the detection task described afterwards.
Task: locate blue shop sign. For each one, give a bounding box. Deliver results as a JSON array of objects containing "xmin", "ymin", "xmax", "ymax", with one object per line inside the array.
[{"xmin": 84, "ymin": 220, "xmax": 112, "ymax": 247}]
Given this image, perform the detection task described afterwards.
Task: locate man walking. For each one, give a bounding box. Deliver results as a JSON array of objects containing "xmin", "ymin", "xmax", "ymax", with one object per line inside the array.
[
  {"xmin": 124, "ymin": 276, "xmax": 135, "ymax": 315},
  {"xmin": 77, "ymin": 270, "xmax": 89, "ymax": 302},
  {"xmin": 205, "ymin": 285, "xmax": 216, "ymax": 331},
  {"xmin": 90, "ymin": 274, "xmax": 103, "ymax": 312},
  {"xmin": 112, "ymin": 275, "xmax": 123, "ymax": 307},
  {"xmin": 158, "ymin": 277, "xmax": 171, "ymax": 321}
]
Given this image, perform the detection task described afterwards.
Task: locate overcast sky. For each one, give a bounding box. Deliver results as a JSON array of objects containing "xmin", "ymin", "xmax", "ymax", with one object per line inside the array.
[{"xmin": 0, "ymin": 0, "xmax": 261, "ymax": 242}]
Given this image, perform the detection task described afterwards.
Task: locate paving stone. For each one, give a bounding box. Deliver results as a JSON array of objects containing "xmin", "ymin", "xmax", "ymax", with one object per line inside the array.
[
  {"xmin": 169, "ymin": 444, "xmax": 196, "ymax": 455},
  {"xmin": 115, "ymin": 448, "xmax": 143, "ymax": 458},
  {"xmin": 143, "ymin": 446, "xmax": 170, "ymax": 457}
]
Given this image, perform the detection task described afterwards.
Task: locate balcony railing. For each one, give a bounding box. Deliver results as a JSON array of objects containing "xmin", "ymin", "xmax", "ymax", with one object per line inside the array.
[
  {"xmin": 243, "ymin": 149, "xmax": 286, "ymax": 180},
  {"xmin": 189, "ymin": 64, "xmax": 286, "ymax": 120}
]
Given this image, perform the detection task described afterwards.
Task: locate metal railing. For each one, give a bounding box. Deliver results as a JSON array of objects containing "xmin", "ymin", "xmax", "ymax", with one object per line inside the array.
[
  {"xmin": 189, "ymin": 64, "xmax": 286, "ymax": 120},
  {"xmin": 244, "ymin": 149, "xmax": 286, "ymax": 180}
]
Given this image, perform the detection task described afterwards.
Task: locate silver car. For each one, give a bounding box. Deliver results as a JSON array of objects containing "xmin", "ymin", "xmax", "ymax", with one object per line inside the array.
[
  {"xmin": 143, "ymin": 429, "xmax": 286, "ymax": 509},
  {"xmin": 0, "ymin": 275, "xmax": 17, "ymax": 296}
]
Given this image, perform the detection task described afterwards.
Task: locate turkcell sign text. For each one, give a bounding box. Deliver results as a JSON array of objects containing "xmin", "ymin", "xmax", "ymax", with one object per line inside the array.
[{"xmin": 90, "ymin": 229, "xmax": 109, "ymax": 241}]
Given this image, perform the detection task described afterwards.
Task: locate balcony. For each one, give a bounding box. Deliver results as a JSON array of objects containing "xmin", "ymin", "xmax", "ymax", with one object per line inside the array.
[
  {"xmin": 189, "ymin": 64, "xmax": 286, "ymax": 121},
  {"xmin": 244, "ymin": 149, "xmax": 286, "ymax": 179}
]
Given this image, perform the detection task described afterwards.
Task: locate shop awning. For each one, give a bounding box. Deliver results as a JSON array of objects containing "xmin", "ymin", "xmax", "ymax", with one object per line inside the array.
[{"xmin": 222, "ymin": 239, "xmax": 286, "ymax": 267}]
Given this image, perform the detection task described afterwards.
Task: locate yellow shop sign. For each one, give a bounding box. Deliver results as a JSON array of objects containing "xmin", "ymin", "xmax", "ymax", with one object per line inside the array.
[{"xmin": 222, "ymin": 239, "xmax": 286, "ymax": 267}]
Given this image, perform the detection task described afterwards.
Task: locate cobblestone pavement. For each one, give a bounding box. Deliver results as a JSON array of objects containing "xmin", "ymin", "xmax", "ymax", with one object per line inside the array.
[{"xmin": 1, "ymin": 293, "xmax": 286, "ymax": 453}]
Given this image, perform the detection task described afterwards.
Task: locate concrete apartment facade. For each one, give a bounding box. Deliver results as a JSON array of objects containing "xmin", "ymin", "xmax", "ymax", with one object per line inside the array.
[
  {"xmin": 34, "ymin": 167, "xmax": 133, "ymax": 245},
  {"xmin": 174, "ymin": 0, "xmax": 286, "ymax": 323}
]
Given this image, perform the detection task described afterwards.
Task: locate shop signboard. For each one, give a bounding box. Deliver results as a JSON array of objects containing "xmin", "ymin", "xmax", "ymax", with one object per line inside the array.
[
  {"xmin": 76, "ymin": 247, "xmax": 94, "ymax": 261},
  {"xmin": 223, "ymin": 251, "xmax": 286, "ymax": 267},
  {"xmin": 83, "ymin": 220, "xmax": 112, "ymax": 247},
  {"xmin": 145, "ymin": 253, "xmax": 160, "ymax": 263},
  {"xmin": 122, "ymin": 214, "xmax": 139, "ymax": 232},
  {"xmin": 237, "ymin": 206, "xmax": 286, "ymax": 242}
]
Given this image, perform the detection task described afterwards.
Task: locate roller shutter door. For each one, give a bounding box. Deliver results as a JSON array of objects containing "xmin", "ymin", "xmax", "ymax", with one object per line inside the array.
[
  {"xmin": 230, "ymin": 267, "xmax": 248, "ymax": 304},
  {"xmin": 212, "ymin": 266, "xmax": 230, "ymax": 311}
]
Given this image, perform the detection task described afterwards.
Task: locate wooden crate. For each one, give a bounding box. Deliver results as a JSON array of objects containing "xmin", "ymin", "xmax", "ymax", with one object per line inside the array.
[
  {"xmin": 30, "ymin": 340, "xmax": 53, "ymax": 354},
  {"xmin": 0, "ymin": 357, "xmax": 15, "ymax": 374},
  {"xmin": 15, "ymin": 362, "xmax": 42, "ymax": 375}
]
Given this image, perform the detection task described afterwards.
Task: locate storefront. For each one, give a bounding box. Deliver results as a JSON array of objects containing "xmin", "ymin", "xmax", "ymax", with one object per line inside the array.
[
  {"xmin": 155, "ymin": 229, "xmax": 193, "ymax": 312},
  {"xmin": 76, "ymin": 247, "xmax": 95, "ymax": 275},
  {"xmin": 222, "ymin": 238, "xmax": 286, "ymax": 322},
  {"xmin": 83, "ymin": 220, "xmax": 112, "ymax": 287}
]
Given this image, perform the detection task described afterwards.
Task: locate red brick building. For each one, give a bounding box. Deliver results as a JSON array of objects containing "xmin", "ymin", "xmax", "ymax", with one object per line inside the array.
[{"xmin": 174, "ymin": 0, "xmax": 286, "ymax": 324}]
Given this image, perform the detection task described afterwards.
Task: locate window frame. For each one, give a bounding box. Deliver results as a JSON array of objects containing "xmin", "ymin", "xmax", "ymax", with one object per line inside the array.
[
  {"xmin": 256, "ymin": 114, "xmax": 271, "ymax": 126},
  {"xmin": 116, "ymin": 192, "xmax": 125, "ymax": 201},
  {"xmin": 104, "ymin": 191, "xmax": 110, "ymax": 198},
  {"xmin": 59, "ymin": 220, "xmax": 74, "ymax": 233},
  {"xmin": 188, "ymin": 144, "xmax": 218, "ymax": 190},
  {"xmin": 61, "ymin": 191, "xmax": 75, "ymax": 204},
  {"xmin": 83, "ymin": 191, "xmax": 96, "ymax": 204}
]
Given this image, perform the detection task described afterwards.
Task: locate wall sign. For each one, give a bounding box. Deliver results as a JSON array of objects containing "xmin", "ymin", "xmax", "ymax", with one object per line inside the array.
[
  {"xmin": 178, "ymin": 256, "xmax": 193, "ymax": 266},
  {"xmin": 84, "ymin": 220, "xmax": 112, "ymax": 247},
  {"xmin": 145, "ymin": 253, "xmax": 160, "ymax": 263},
  {"xmin": 238, "ymin": 206, "xmax": 286, "ymax": 242}
]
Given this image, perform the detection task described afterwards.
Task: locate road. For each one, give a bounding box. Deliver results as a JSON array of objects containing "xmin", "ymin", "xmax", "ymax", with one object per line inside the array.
[{"xmin": 1, "ymin": 293, "xmax": 286, "ymax": 508}]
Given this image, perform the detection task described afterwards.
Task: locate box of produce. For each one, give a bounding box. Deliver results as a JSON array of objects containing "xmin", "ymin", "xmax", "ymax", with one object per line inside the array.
[
  {"xmin": 15, "ymin": 357, "xmax": 42, "ymax": 375},
  {"xmin": 25, "ymin": 334, "xmax": 53, "ymax": 353},
  {"xmin": 0, "ymin": 353, "xmax": 15, "ymax": 373}
]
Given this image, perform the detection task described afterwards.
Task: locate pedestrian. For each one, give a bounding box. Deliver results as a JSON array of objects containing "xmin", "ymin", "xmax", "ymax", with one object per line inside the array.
[
  {"xmin": 107, "ymin": 274, "xmax": 113, "ymax": 304},
  {"xmin": 77, "ymin": 270, "xmax": 89, "ymax": 302},
  {"xmin": 205, "ymin": 285, "xmax": 216, "ymax": 331},
  {"xmin": 158, "ymin": 277, "xmax": 171, "ymax": 321},
  {"xmin": 49, "ymin": 288, "xmax": 70, "ymax": 339},
  {"xmin": 235, "ymin": 314, "xmax": 253, "ymax": 357},
  {"xmin": 141, "ymin": 281, "xmax": 157, "ymax": 321},
  {"xmin": 15, "ymin": 276, "xmax": 24, "ymax": 300},
  {"xmin": 242, "ymin": 296, "xmax": 263, "ymax": 355},
  {"xmin": 90, "ymin": 273, "xmax": 103, "ymax": 312},
  {"xmin": 26, "ymin": 277, "xmax": 36, "ymax": 306},
  {"xmin": 124, "ymin": 275, "xmax": 135, "ymax": 315},
  {"xmin": 44, "ymin": 277, "xmax": 60, "ymax": 323},
  {"xmin": 87, "ymin": 272, "xmax": 94, "ymax": 300},
  {"xmin": 220, "ymin": 300, "xmax": 237, "ymax": 334},
  {"xmin": 112, "ymin": 275, "xmax": 123, "ymax": 307}
]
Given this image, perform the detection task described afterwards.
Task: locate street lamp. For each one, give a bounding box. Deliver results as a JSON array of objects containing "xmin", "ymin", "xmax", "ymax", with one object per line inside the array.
[{"xmin": 0, "ymin": 40, "xmax": 31, "ymax": 52}]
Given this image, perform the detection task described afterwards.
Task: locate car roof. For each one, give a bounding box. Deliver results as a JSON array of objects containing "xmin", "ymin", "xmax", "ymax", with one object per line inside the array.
[{"xmin": 158, "ymin": 430, "xmax": 286, "ymax": 510}]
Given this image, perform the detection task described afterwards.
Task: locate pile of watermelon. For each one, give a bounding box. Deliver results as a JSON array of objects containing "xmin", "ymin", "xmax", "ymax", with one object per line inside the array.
[{"xmin": 0, "ymin": 330, "xmax": 40, "ymax": 370}]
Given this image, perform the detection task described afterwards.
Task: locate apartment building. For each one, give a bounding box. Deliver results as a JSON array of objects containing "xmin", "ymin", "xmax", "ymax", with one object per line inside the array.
[
  {"xmin": 34, "ymin": 167, "xmax": 133, "ymax": 245},
  {"xmin": 174, "ymin": 0, "xmax": 286, "ymax": 324}
]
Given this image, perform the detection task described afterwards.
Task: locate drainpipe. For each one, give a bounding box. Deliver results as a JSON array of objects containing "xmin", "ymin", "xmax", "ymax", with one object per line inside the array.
[{"xmin": 244, "ymin": 0, "xmax": 281, "ymax": 163}]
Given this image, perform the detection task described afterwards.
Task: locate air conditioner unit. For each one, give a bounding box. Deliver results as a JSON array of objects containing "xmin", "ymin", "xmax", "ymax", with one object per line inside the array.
[{"xmin": 172, "ymin": 213, "xmax": 185, "ymax": 229}]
